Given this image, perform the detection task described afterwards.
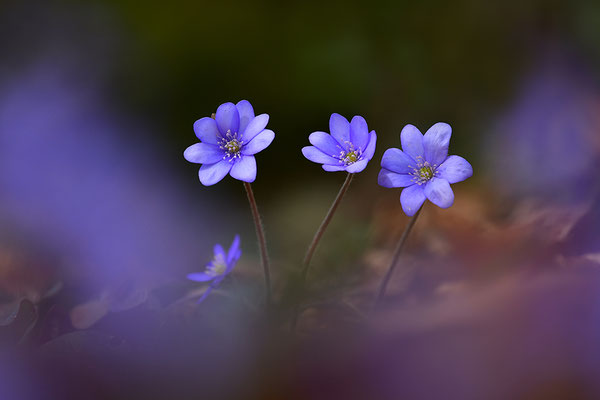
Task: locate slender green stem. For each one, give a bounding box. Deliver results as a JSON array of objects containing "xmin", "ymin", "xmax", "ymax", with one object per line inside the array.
[
  {"xmin": 291, "ymin": 172, "xmax": 354, "ymax": 329},
  {"xmin": 303, "ymin": 172, "xmax": 354, "ymax": 269},
  {"xmin": 373, "ymin": 205, "xmax": 423, "ymax": 309},
  {"xmin": 243, "ymin": 182, "xmax": 272, "ymax": 306}
]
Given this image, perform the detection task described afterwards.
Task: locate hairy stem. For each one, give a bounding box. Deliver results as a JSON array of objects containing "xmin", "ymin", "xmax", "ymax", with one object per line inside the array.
[
  {"xmin": 244, "ymin": 182, "xmax": 272, "ymax": 306},
  {"xmin": 291, "ymin": 172, "xmax": 354, "ymax": 329},
  {"xmin": 373, "ymin": 205, "xmax": 423, "ymax": 309}
]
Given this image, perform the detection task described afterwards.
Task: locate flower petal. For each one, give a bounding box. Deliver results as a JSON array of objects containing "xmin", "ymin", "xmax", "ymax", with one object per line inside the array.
[
  {"xmin": 302, "ymin": 146, "xmax": 339, "ymax": 165},
  {"xmin": 345, "ymin": 159, "xmax": 369, "ymax": 173},
  {"xmin": 437, "ymin": 155, "xmax": 473, "ymax": 184},
  {"xmin": 215, "ymin": 102, "xmax": 240, "ymax": 135},
  {"xmin": 196, "ymin": 286, "xmax": 215, "ymax": 304},
  {"xmin": 400, "ymin": 124, "xmax": 424, "ymax": 160},
  {"xmin": 236, "ymin": 100, "xmax": 255, "ymax": 135},
  {"xmin": 242, "ymin": 114, "xmax": 269, "ymax": 142},
  {"xmin": 230, "ymin": 155, "xmax": 257, "ymax": 182},
  {"xmin": 363, "ymin": 131, "xmax": 377, "ymax": 160},
  {"xmin": 322, "ymin": 164, "xmax": 346, "ymax": 172},
  {"xmin": 242, "ymin": 129, "xmax": 274, "ymax": 155},
  {"xmin": 213, "ymin": 244, "xmax": 226, "ymax": 259},
  {"xmin": 309, "ymin": 131, "xmax": 340, "ymax": 157},
  {"xmin": 329, "ymin": 113, "xmax": 350, "ymax": 147},
  {"xmin": 424, "ymin": 177, "xmax": 454, "ymax": 208},
  {"xmin": 187, "ymin": 272, "xmax": 215, "ymax": 282},
  {"xmin": 350, "ymin": 115, "xmax": 369, "ymax": 150},
  {"xmin": 198, "ymin": 160, "xmax": 232, "ymax": 186},
  {"xmin": 226, "ymin": 250, "xmax": 241, "ymax": 273},
  {"xmin": 378, "ymin": 169, "xmax": 415, "ymax": 188},
  {"xmin": 381, "ymin": 148, "xmax": 415, "ymax": 174},
  {"xmin": 423, "ymin": 122, "xmax": 451, "ymax": 166},
  {"xmin": 400, "ymin": 184, "xmax": 426, "ymax": 216},
  {"xmin": 193, "ymin": 117, "xmax": 220, "ymax": 145},
  {"xmin": 184, "ymin": 143, "xmax": 223, "ymax": 164},
  {"xmin": 227, "ymin": 235, "xmax": 241, "ymax": 264}
]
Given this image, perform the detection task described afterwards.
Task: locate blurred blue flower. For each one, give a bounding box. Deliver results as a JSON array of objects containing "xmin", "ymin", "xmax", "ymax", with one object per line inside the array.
[
  {"xmin": 187, "ymin": 235, "xmax": 241, "ymax": 303},
  {"xmin": 184, "ymin": 101, "xmax": 275, "ymax": 185},
  {"xmin": 302, "ymin": 113, "xmax": 377, "ymax": 173},
  {"xmin": 378, "ymin": 123, "xmax": 472, "ymax": 216},
  {"xmin": 487, "ymin": 54, "xmax": 599, "ymax": 201}
]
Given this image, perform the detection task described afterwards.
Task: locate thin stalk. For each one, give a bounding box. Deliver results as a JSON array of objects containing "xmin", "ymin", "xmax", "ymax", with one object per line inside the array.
[
  {"xmin": 303, "ymin": 172, "xmax": 354, "ymax": 269},
  {"xmin": 373, "ymin": 205, "xmax": 423, "ymax": 309},
  {"xmin": 291, "ymin": 172, "xmax": 354, "ymax": 329},
  {"xmin": 243, "ymin": 182, "xmax": 272, "ymax": 306}
]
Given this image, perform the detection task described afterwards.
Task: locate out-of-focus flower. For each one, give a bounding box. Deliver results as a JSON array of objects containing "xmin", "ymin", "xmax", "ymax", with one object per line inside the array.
[
  {"xmin": 378, "ymin": 123, "xmax": 472, "ymax": 216},
  {"xmin": 302, "ymin": 113, "xmax": 377, "ymax": 173},
  {"xmin": 487, "ymin": 54, "xmax": 600, "ymax": 201},
  {"xmin": 187, "ymin": 235, "xmax": 241, "ymax": 303},
  {"xmin": 184, "ymin": 101, "xmax": 275, "ymax": 185}
]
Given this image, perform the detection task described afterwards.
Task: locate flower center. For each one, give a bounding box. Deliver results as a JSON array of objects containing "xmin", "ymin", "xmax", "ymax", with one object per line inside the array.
[
  {"xmin": 206, "ymin": 254, "xmax": 227, "ymax": 276},
  {"xmin": 419, "ymin": 165, "xmax": 434, "ymax": 180},
  {"xmin": 338, "ymin": 142, "xmax": 362, "ymax": 166},
  {"xmin": 409, "ymin": 156, "xmax": 438, "ymax": 185},
  {"xmin": 344, "ymin": 151, "xmax": 359, "ymax": 164},
  {"xmin": 218, "ymin": 130, "xmax": 243, "ymax": 162}
]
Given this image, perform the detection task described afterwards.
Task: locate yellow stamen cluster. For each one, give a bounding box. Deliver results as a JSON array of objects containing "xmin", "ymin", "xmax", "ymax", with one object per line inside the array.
[
  {"xmin": 409, "ymin": 156, "xmax": 439, "ymax": 185},
  {"xmin": 218, "ymin": 130, "xmax": 244, "ymax": 161},
  {"xmin": 338, "ymin": 142, "xmax": 363, "ymax": 166},
  {"xmin": 205, "ymin": 253, "xmax": 227, "ymax": 277}
]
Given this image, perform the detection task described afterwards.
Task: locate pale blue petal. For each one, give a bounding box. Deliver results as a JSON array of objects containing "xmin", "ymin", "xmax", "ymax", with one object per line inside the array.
[
  {"xmin": 230, "ymin": 155, "xmax": 257, "ymax": 182},
  {"xmin": 322, "ymin": 164, "xmax": 345, "ymax": 172},
  {"xmin": 309, "ymin": 131, "xmax": 340, "ymax": 157},
  {"xmin": 400, "ymin": 124, "xmax": 424, "ymax": 161},
  {"xmin": 302, "ymin": 146, "xmax": 339, "ymax": 165},
  {"xmin": 242, "ymin": 114, "xmax": 269, "ymax": 142},
  {"xmin": 241, "ymin": 129, "xmax": 274, "ymax": 155},
  {"xmin": 437, "ymin": 155, "xmax": 473, "ymax": 184},
  {"xmin": 187, "ymin": 272, "xmax": 215, "ymax": 282},
  {"xmin": 350, "ymin": 116, "xmax": 369, "ymax": 150},
  {"xmin": 363, "ymin": 131, "xmax": 377, "ymax": 160},
  {"xmin": 198, "ymin": 160, "xmax": 232, "ymax": 186},
  {"xmin": 400, "ymin": 184, "xmax": 426, "ymax": 216},
  {"xmin": 226, "ymin": 249, "xmax": 241, "ymax": 273},
  {"xmin": 381, "ymin": 148, "xmax": 415, "ymax": 174},
  {"xmin": 213, "ymin": 244, "xmax": 226, "ymax": 259},
  {"xmin": 236, "ymin": 100, "xmax": 255, "ymax": 135},
  {"xmin": 345, "ymin": 159, "xmax": 369, "ymax": 173},
  {"xmin": 215, "ymin": 102, "xmax": 240, "ymax": 135},
  {"xmin": 184, "ymin": 143, "xmax": 223, "ymax": 164},
  {"xmin": 329, "ymin": 113, "xmax": 350, "ymax": 147},
  {"xmin": 227, "ymin": 235, "xmax": 241, "ymax": 264},
  {"xmin": 378, "ymin": 169, "xmax": 415, "ymax": 188},
  {"xmin": 424, "ymin": 177, "xmax": 454, "ymax": 208},
  {"xmin": 423, "ymin": 122, "xmax": 451, "ymax": 166},
  {"xmin": 193, "ymin": 117, "xmax": 220, "ymax": 145},
  {"xmin": 196, "ymin": 286, "xmax": 215, "ymax": 303}
]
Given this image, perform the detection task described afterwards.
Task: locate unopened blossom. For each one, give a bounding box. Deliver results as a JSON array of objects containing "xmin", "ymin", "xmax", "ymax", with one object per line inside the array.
[
  {"xmin": 187, "ymin": 235, "xmax": 241, "ymax": 303},
  {"xmin": 184, "ymin": 100, "xmax": 275, "ymax": 185},
  {"xmin": 378, "ymin": 123, "xmax": 473, "ymax": 216},
  {"xmin": 302, "ymin": 113, "xmax": 377, "ymax": 173}
]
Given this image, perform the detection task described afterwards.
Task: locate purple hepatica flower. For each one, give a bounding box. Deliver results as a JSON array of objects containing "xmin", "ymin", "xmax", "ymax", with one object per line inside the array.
[
  {"xmin": 302, "ymin": 113, "xmax": 377, "ymax": 173},
  {"xmin": 184, "ymin": 101, "xmax": 275, "ymax": 185},
  {"xmin": 187, "ymin": 235, "xmax": 241, "ymax": 303},
  {"xmin": 378, "ymin": 123, "xmax": 473, "ymax": 216}
]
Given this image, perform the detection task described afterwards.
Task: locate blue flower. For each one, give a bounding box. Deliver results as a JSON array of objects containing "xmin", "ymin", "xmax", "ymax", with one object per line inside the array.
[
  {"xmin": 302, "ymin": 113, "xmax": 377, "ymax": 173},
  {"xmin": 187, "ymin": 235, "xmax": 241, "ymax": 303},
  {"xmin": 378, "ymin": 123, "xmax": 473, "ymax": 216},
  {"xmin": 184, "ymin": 101, "xmax": 275, "ymax": 185}
]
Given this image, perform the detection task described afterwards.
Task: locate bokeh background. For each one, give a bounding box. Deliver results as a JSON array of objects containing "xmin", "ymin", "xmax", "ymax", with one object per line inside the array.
[{"xmin": 1, "ymin": 0, "xmax": 600, "ymax": 399}]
